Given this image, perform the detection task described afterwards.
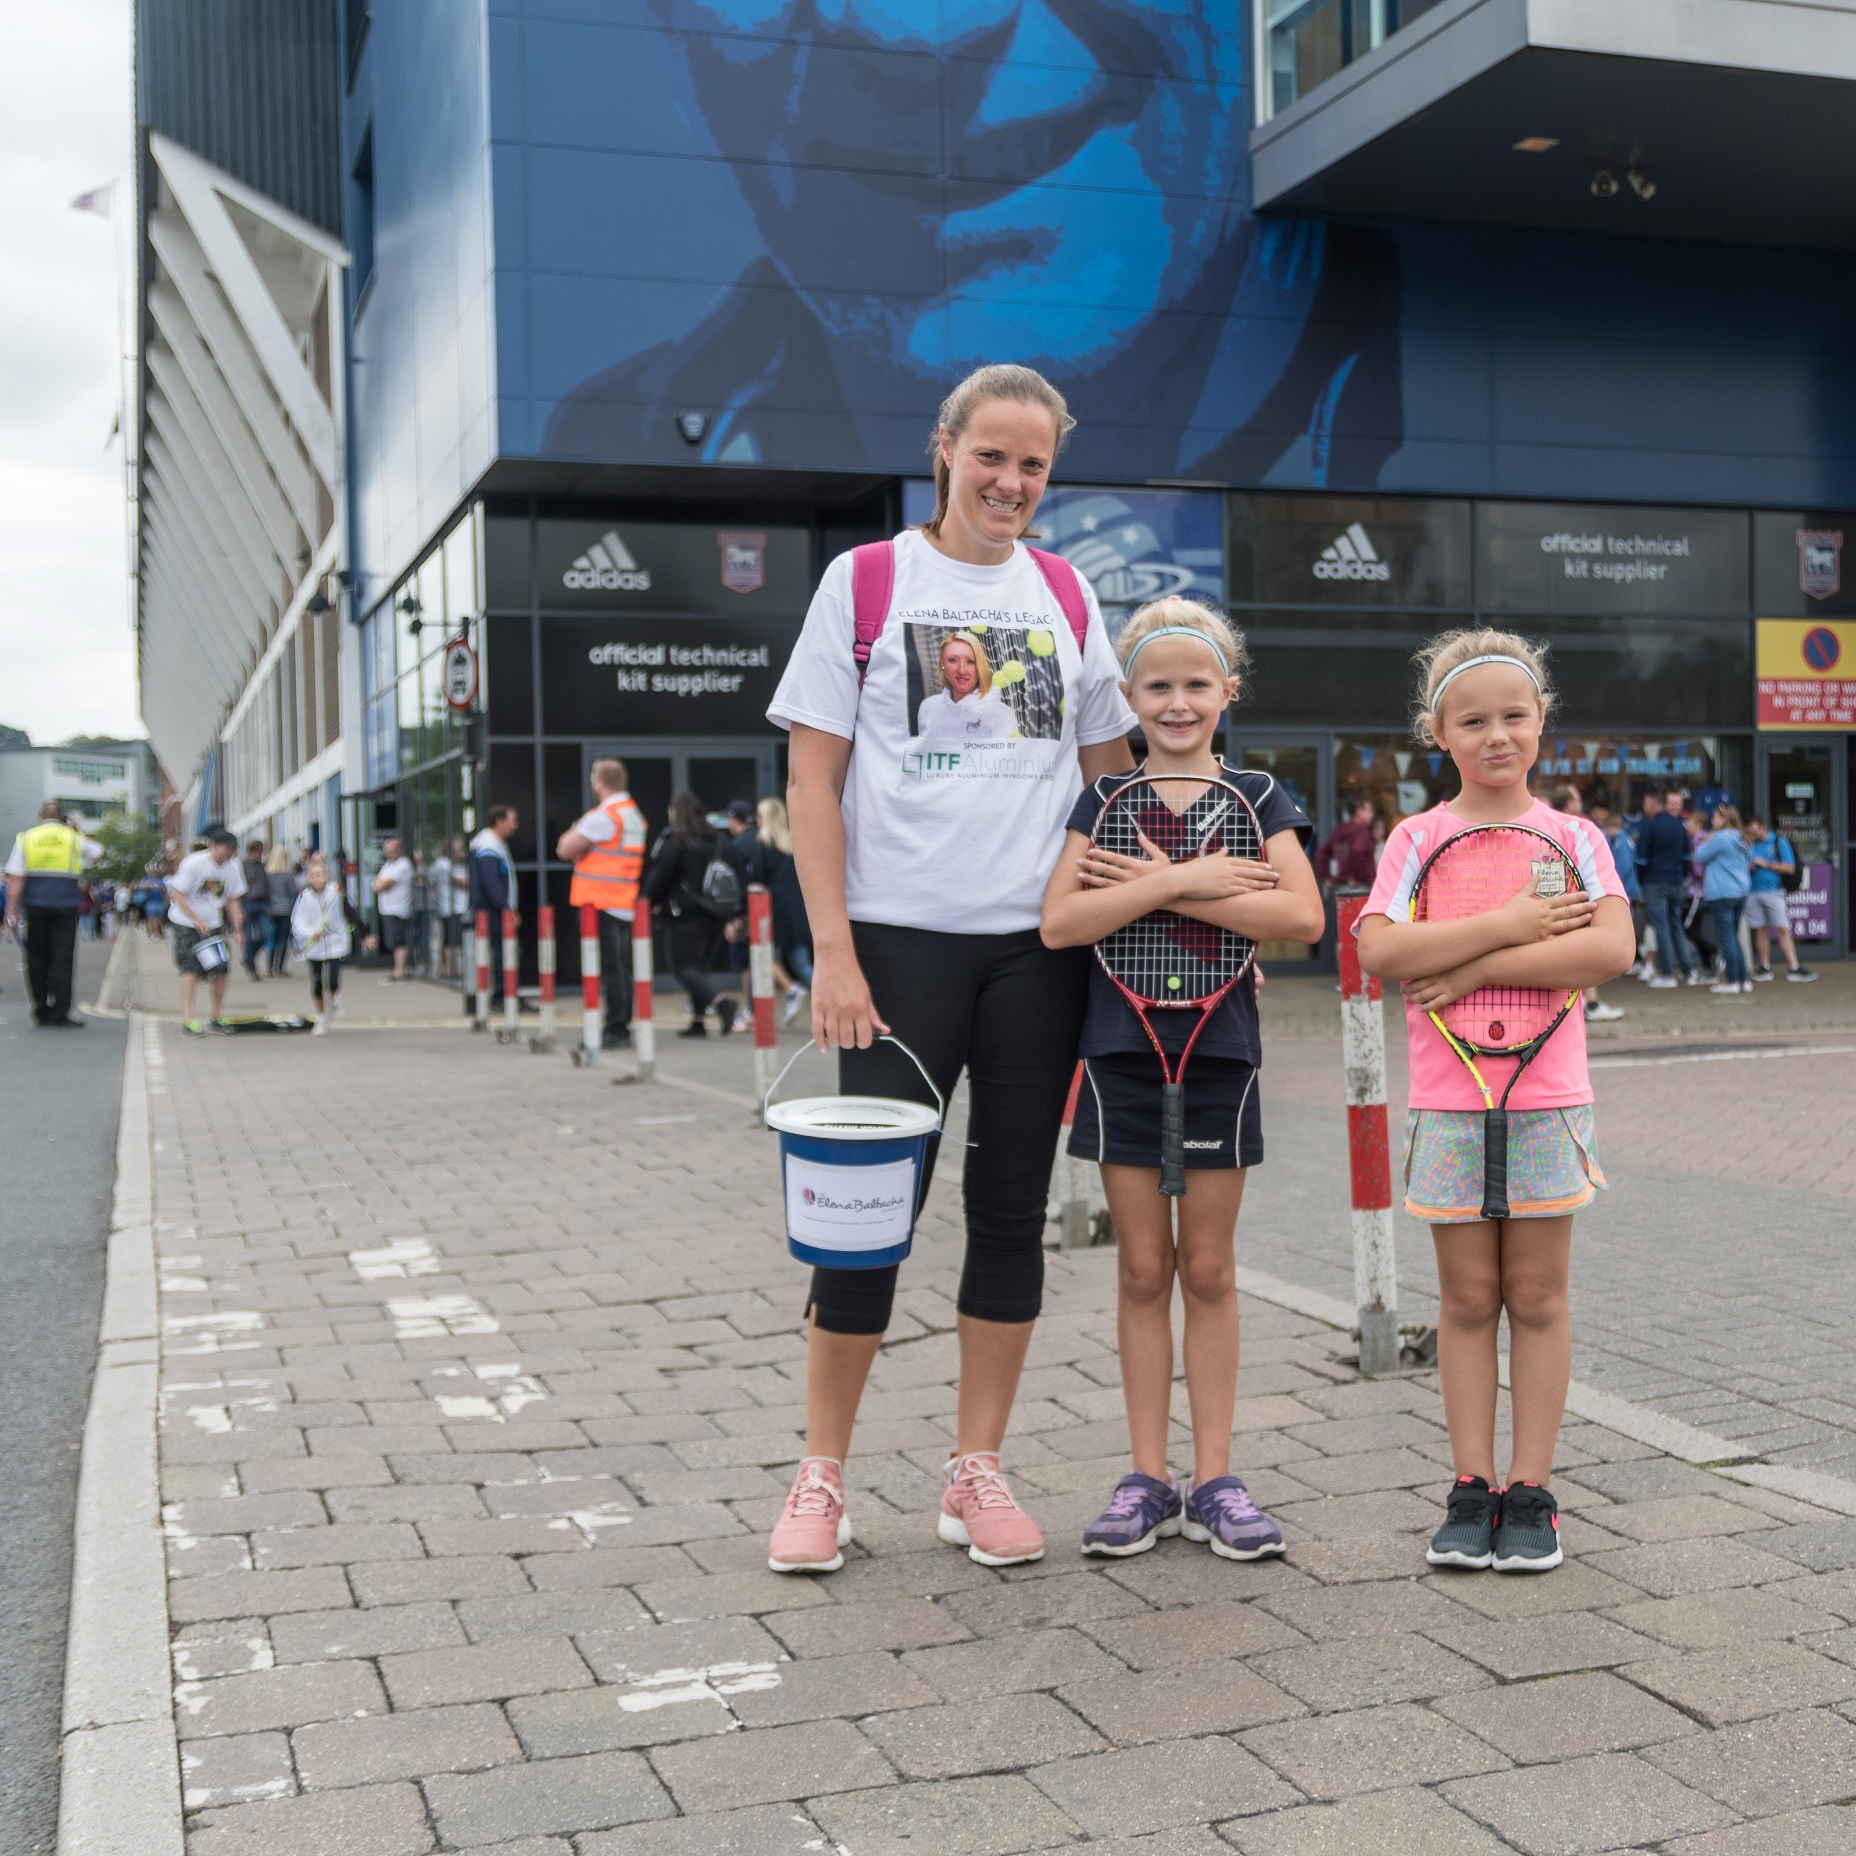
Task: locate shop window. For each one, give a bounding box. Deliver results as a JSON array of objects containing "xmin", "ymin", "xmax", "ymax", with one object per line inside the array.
[
  {"xmin": 486, "ymin": 615, "xmax": 533, "ymax": 735},
  {"xmin": 1334, "ymin": 736, "xmax": 1458, "ymax": 834}
]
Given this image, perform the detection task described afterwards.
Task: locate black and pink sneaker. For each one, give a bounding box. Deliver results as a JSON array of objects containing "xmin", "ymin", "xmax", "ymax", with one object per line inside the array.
[
  {"xmin": 1427, "ymin": 1475, "xmax": 1498, "ymax": 1569},
  {"xmin": 1491, "ymin": 1481, "xmax": 1562, "ymax": 1572}
]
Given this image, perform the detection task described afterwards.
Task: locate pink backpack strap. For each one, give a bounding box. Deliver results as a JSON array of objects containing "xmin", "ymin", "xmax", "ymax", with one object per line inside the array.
[
  {"xmin": 1025, "ymin": 548, "xmax": 1091, "ymax": 653},
  {"xmin": 850, "ymin": 541, "xmax": 896, "ymax": 686}
]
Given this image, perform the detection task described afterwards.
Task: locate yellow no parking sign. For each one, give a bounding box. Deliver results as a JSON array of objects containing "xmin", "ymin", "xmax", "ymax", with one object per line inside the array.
[{"xmin": 1756, "ymin": 619, "xmax": 1856, "ymax": 728}]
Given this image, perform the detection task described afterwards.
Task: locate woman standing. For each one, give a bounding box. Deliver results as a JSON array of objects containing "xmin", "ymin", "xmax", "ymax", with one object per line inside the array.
[
  {"xmin": 1696, "ymin": 804, "xmax": 1754, "ymax": 996},
  {"xmin": 641, "ymin": 790, "xmax": 736, "ymax": 1037},
  {"xmin": 765, "ymin": 364, "xmax": 1135, "ymax": 1573},
  {"xmin": 749, "ymin": 797, "xmax": 813, "ymax": 1024}
]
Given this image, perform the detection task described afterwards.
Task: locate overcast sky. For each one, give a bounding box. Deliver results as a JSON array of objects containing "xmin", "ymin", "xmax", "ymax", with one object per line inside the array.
[{"xmin": 0, "ymin": 0, "xmax": 138, "ymax": 745}]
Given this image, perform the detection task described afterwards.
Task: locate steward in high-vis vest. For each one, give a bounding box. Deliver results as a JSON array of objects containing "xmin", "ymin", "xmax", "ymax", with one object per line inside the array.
[
  {"xmin": 4, "ymin": 801, "xmax": 101, "ymax": 1028},
  {"xmin": 557, "ymin": 757, "xmax": 648, "ymax": 1049}
]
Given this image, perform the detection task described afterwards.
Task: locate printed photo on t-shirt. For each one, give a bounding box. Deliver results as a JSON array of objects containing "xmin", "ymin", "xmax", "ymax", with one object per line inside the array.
[{"xmin": 903, "ymin": 621, "xmax": 1064, "ymax": 748}]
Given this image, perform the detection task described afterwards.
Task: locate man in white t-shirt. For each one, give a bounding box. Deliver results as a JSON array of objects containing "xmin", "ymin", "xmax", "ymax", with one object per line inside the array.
[
  {"xmin": 428, "ymin": 841, "xmax": 459, "ymax": 979},
  {"xmin": 167, "ymin": 828, "xmax": 248, "ymax": 1034},
  {"xmin": 372, "ymin": 837, "xmax": 415, "ymax": 982}
]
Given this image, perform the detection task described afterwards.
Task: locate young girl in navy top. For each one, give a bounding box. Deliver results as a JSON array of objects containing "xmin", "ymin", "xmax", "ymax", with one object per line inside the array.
[{"xmin": 1041, "ymin": 599, "xmax": 1324, "ymax": 1560}]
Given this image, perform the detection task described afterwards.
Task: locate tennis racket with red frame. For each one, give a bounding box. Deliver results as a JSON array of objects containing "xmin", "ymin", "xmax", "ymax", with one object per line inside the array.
[
  {"xmin": 1409, "ymin": 822, "xmax": 1586, "ymax": 1220},
  {"xmin": 1091, "ymin": 774, "xmax": 1264, "ymax": 1197}
]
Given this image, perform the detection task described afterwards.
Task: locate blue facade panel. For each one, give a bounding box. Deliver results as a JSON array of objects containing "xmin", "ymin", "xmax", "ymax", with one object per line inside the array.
[
  {"xmin": 344, "ymin": 0, "xmax": 497, "ymax": 608},
  {"xmin": 346, "ymin": 2, "xmax": 1856, "ymax": 603}
]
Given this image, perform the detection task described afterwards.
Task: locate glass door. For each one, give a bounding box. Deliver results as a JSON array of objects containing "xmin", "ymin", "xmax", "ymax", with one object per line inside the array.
[
  {"xmin": 1222, "ymin": 732, "xmax": 1331, "ymax": 964},
  {"xmin": 1757, "ymin": 738, "xmax": 1846, "ymax": 956}
]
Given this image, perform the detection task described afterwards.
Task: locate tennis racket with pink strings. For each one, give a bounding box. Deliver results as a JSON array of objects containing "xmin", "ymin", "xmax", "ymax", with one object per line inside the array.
[
  {"xmin": 1090, "ymin": 775, "xmax": 1264, "ymax": 1198},
  {"xmin": 1409, "ymin": 823, "xmax": 1585, "ymax": 1220}
]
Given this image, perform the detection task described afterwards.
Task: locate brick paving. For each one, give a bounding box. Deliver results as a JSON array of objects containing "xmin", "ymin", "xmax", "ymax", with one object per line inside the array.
[{"xmin": 135, "ymin": 999, "xmax": 1856, "ymax": 1853}]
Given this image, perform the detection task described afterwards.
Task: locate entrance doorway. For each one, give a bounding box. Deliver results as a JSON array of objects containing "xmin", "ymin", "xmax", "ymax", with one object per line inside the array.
[
  {"xmin": 1756, "ymin": 736, "xmax": 1846, "ymax": 956},
  {"xmin": 581, "ymin": 739, "xmax": 783, "ymax": 839}
]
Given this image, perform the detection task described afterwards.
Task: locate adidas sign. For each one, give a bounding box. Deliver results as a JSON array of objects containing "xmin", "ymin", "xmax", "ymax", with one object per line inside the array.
[
  {"xmin": 564, "ymin": 530, "xmax": 652, "ymax": 593},
  {"xmin": 1313, "ymin": 522, "xmax": 1390, "ymax": 582}
]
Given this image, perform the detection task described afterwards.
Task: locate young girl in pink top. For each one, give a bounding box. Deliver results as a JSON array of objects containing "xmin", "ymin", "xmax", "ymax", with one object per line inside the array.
[{"xmin": 1358, "ymin": 632, "xmax": 1634, "ymax": 1572}]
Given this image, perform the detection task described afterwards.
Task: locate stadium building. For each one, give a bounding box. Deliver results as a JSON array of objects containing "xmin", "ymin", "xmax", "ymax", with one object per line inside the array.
[{"xmin": 133, "ymin": 1, "xmax": 1856, "ymax": 971}]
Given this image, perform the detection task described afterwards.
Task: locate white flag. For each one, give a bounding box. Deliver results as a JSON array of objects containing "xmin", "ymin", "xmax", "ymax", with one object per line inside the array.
[{"xmin": 71, "ymin": 183, "xmax": 113, "ymax": 217}]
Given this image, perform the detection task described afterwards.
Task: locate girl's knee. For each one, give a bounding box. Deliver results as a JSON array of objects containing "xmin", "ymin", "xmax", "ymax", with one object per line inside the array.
[
  {"xmin": 1179, "ymin": 1250, "xmax": 1235, "ymax": 1306},
  {"xmin": 1502, "ymin": 1279, "xmax": 1569, "ymax": 1331},
  {"xmin": 1118, "ymin": 1251, "xmax": 1174, "ymax": 1307},
  {"xmin": 1439, "ymin": 1277, "xmax": 1503, "ymax": 1328}
]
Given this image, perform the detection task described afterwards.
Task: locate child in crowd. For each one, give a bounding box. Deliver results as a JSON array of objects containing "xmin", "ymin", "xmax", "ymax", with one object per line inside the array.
[
  {"xmin": 1041, "ymin": 598, "xmax": 1323, "ymax": 1560},
  {"xmin": 290, "ymin": 854, "xmax": 353, "ymax": 1034},
  {"xmin": 1358, "ymin": 631, "xmax": 1633, "ymax": 1571}
]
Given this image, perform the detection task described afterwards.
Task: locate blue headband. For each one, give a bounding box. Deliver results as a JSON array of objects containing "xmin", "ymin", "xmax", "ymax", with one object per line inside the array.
[{"xmin": 1122, "ymin": 625, "xmax": 1231, "ymax": 679}]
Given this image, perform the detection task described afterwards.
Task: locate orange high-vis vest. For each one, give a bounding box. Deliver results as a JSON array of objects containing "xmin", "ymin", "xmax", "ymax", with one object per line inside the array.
[{"xmin": 569, "ymin": 792, "xmax": 647, "ymax": 911}]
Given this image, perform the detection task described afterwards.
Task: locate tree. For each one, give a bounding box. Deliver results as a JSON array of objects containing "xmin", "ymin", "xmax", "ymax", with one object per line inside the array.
[{"xmin": 91, "ymin": 812, "xmax": 164, "ymax": 885}]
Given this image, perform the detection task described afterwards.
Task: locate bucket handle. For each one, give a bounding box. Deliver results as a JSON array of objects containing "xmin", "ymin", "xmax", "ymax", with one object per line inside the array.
[{"xmin": 761, "ymin": 1036, "xmax": 946, "ymax": 1134}]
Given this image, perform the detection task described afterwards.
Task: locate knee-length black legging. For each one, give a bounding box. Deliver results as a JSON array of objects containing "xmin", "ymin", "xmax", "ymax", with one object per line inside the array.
[{"xmin": 810, "ymin": 921, "xmax": 1090, "ymax": 1335}]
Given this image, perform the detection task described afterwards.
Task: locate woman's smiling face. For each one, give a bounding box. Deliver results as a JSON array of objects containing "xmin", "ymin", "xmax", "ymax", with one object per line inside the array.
[{"xmin": 941, "ymin": 637, "xmax": 981, "ymax": 698}]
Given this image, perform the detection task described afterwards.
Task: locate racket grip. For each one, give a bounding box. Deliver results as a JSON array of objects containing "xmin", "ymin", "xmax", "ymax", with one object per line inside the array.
[
  {"xmin": 1159, "ymin": 1082, "xmax": 1187, "ymax": 1198},
  {"xmin": 1480, "ymin": 1108, "xmax": 1511, "ymax": 1221}
]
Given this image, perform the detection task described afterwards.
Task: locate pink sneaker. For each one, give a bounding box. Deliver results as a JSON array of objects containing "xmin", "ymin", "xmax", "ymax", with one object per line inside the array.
[
  {"xmin": 936, "ymin": 1452, "xmax": 1045, "ymax": 1566},
  {"xmin": 768, "ymin": 1457, "xmax": 850, "ymax": 1573}
]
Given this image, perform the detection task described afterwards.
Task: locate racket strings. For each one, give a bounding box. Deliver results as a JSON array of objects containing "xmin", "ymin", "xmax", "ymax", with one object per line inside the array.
[
  {"xmin": 1412, "ymin": 827, "xmax": 1582, "ymax": 1053},
  {"xmin": 1094, "ymin": 779, "xmax": 1259, "ymax": 1004}
]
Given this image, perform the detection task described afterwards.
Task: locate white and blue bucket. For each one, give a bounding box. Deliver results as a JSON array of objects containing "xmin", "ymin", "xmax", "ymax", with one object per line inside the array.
[{"xmin": 763, "ymin": 1038, "xmax": 944, "ymax": 1270}]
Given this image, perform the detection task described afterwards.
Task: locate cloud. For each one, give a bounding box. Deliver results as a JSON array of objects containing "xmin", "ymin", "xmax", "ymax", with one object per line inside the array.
[{"xmin": 0, "ymin": 0, "xmax": 139, "ymax": 745}]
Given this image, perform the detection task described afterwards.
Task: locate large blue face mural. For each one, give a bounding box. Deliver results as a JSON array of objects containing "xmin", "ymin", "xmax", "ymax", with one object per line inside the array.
[{"xmin": 540, "ymin": 2, "xmax": 1402, "ymax": 488}]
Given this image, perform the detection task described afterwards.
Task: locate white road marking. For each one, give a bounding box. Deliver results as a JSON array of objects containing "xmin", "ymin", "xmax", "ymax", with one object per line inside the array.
[
  {"xmin": 1590, "ymin": 1042, "xmax": 1856, "ymax": 1069},
  {"xmin": 349, "ymin": 1237, "xmax": 441, "ymax": 1279}
]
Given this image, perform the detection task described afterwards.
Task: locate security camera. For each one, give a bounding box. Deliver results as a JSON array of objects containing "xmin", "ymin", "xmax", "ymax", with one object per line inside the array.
[
  {"xmin": 1591, "ymin": 169, "xmax": 1619, "ymax": 198},
  {"xmin": 1627, "ymin": 168, "xmax": 1656, "ymax": 200}
]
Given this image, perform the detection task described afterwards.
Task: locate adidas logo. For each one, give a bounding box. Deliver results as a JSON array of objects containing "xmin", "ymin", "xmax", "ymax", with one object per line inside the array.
[
  {"xmin": 1313, "ymin": 522, "xmax": 1390, "ymax": 582},
  {"xmin": 563, "ymin": 530, "xmax": 652, "ymax": 592}
]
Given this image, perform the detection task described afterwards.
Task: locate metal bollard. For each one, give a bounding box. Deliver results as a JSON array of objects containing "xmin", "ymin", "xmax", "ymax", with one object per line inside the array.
[
  {"xmin": 1338, "ymin": 891, "xmax": 1399, "ymax": 1377},
  {"xmin": 531, "ymin": 906, "xmax": 557, "ymax": 1053},
  {"xmin": 747, "ymin": 885, "xmax": 777, "ymax": 1106},
  {"xmin": 632, "ymin": 899, "xmax": 655, "ymax": 1083},
  {"xmin": 472, "ymin": 910, "xmax": 490, "ymax": 1033},
  {"xmin": 572, "ymin": 903, "xmax": 602, "ymax": 1067},
  {"xmin": 498, "ymin": 910, "xmax": 520, "ymax": 1042}
]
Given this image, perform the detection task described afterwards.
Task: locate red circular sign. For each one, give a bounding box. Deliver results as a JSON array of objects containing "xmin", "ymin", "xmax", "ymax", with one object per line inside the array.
[{"xmin": 442, "ymin": 638, "xmax": 478, "ymax": 710}]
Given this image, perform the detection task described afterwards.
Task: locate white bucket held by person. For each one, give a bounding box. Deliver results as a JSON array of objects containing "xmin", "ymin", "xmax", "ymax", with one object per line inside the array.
[{"xmin": 762, "ymin": 1038, "xmax": 943, "ymax": 1270}]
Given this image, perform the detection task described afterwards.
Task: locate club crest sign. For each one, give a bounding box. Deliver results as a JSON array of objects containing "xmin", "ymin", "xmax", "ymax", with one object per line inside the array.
[
  {"xmin": 1798, "ymin": 529, "xmax": 1843, "ymax": 601},
  {"xmin": 718, "ymin": 531, "xmax": 767, "ymax": 595}
]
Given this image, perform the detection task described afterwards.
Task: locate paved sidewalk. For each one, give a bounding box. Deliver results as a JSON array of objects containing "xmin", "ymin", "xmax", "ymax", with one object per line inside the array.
[{"xmin": 125, "ymin": 1011, "xmax": 1856, "ymax": 1854}]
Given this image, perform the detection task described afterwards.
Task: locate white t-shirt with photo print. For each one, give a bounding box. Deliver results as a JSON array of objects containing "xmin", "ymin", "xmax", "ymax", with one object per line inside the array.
[
  {"xmin": 768, "ymin": 530, "xmax": 1135, "ymax": 934},
  {"xmin": 167, "ymin": 851, "xmax": 247, "ymax": 932}
]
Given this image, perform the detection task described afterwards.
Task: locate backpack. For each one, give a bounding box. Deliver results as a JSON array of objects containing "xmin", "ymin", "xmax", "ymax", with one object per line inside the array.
[
  {"xmin": 1776, "ymin": 836, "xmax": 1806, "ymax": 893},
  {"xmin": 699, "ymin": 851, "xmax": 743, "ymax": 919},
  {"xmin": 849, "ymin": 538, "xmax": 1091, "ymax": 685}
]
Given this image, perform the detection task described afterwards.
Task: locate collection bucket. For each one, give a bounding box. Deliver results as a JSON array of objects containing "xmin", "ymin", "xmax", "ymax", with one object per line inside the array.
[{"xmin": 762, "ymin": 1038, "xmax": 943, "ymax": 1270}]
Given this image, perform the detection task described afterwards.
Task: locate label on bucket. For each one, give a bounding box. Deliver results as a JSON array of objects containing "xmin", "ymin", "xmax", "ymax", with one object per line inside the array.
[{"xmin": 785, "ymin": 1155, "xmax": 916, "ymax": 1252}]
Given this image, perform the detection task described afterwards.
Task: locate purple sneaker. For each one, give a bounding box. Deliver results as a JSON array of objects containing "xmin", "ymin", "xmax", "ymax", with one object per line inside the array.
[
  {"xmin": 1182, "ymin": 1474, "xmax": 1286, "ymax": 1561},
  {"xmin": 1081, "ymin": 1472, "xmax": 1182, "ymax": 1558}
]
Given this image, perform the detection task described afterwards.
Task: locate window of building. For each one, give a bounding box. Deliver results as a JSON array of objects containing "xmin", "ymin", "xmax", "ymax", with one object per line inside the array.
[
  {"xmin": 1260, "ymin": 0, "xmax": 1447, "ymax": 121},
  {"xmin": 51, "ymin": 756, "xmax": 126, "ymax": 784}
]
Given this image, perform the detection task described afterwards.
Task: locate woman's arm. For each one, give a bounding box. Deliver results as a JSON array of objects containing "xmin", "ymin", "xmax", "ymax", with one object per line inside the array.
[
  {"xmin": 788, "ymin": 722, "xmax": 889, "ymax": 1048},
  {"xmin": 1358, "ymin": 885, "xmax": 1597, "ymax": 980},
  {"xmin": 1078, "ymin": 737, "xmax": 1136, "ymax": 781},
  {"xmin": 1400, "ymin": 897, "xmax": 1636, "ymax": 1007}
]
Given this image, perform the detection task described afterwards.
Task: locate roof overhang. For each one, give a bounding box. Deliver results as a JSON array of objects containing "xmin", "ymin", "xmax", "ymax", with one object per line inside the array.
[
  {"xmin": 1251, "ymin": 0, "xmax": 1856, "ymax": 249},
  {"xmin": 133, "ymin": 132, "xmax": 348, "ymax": 796}
]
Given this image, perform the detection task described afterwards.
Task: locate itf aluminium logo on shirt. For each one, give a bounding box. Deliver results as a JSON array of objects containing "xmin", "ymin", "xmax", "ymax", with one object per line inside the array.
[
  {"xmin": 1313, "ymin": 523, "xmax": 1390, "ymax": 582},
  {"xmin": 564, "ymin": 530, "xmax": 652, "ymax": 592}
]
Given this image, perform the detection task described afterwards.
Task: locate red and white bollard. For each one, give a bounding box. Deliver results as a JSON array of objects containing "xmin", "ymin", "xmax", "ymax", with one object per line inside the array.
[
  {"xmin": 747, "ymin": 886, "xmax": 777, "ymax": 1104},
  {"xmin": 632, "ymin": 899, "xmax": 655, "ymax": 1082},
  {"xmin": 498, "ymin": 910, "xmax": 520, "ymax": 1042},
  {"xmin": 472, "ymin": 910, "xmax": 490, "ymax": 1033},
  {"xmin": 576, "ymin": 903, "xmax": 602, "ymax": 1067},
  {"xmin": 1337, "ymin": 892, "xmax": 1399, "ymax": 1377},
  {"xmin": 1057, "ymin": 1062, "xmax": 1095, "ymax": 1250},
  {"xmin": 530, "ymin": 906, "xmax": 557, "ymax": 1053}
]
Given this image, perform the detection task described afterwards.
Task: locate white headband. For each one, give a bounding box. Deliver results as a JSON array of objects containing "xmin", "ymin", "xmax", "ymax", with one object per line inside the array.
[
  {"xmin": 1122, "ymin": 625, "xmax": 1231, "ymax": 679},
  {"xmin": 1430, "ymin": 653, "xmax": 1541, "ymax": 707}
]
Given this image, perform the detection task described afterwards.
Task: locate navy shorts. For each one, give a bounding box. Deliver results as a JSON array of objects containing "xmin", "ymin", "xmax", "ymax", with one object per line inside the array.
[
  {"xmin": 1069, "ymin": 1053, "xmax": 1264, "ymax": 1170},
  {"xmin": 380, "ymin": 914, "xmax": 409, "ymax": 952}
]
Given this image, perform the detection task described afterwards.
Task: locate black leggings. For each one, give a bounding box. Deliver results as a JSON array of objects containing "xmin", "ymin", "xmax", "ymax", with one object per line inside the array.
[
  {"xmin": 308, "ymin": 958, "xmax": 343, "ymax": 1002},
  {"xmin": 811, "ymin": 922, "xmax": 1090, "ymax": 1335}
]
